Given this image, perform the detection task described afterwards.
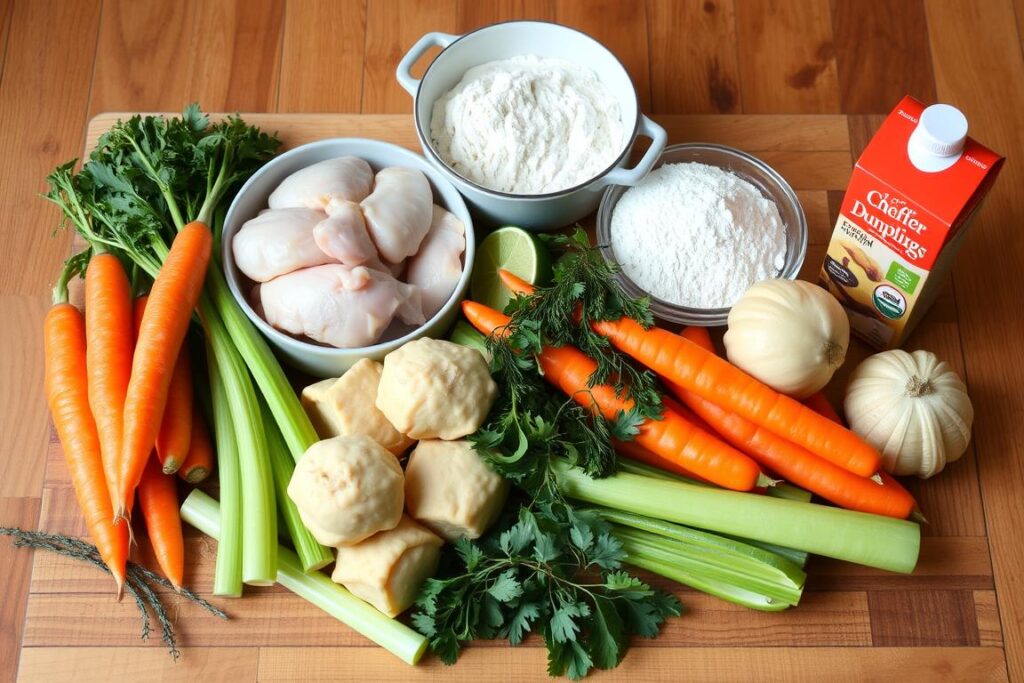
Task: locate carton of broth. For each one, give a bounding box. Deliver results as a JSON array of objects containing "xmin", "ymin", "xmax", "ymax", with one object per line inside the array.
[{"xmin": 820, "ymin": 96, "xmax": 1003, "ymax": 349}]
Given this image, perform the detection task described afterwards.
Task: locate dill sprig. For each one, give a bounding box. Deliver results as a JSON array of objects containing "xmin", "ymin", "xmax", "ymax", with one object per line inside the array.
[{"xmin": 1, "ymin": 527, "xmax": 227, "ymax": 659}]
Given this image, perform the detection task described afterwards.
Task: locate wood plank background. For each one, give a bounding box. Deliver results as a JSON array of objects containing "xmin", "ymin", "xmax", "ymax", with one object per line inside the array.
[{"xmin": 1, "ymin": 1, "xmax": 1022, "ymax": 681}]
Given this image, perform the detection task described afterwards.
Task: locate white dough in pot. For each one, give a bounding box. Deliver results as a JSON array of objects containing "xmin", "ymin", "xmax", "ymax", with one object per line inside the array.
[
  {"xmin": 332, "ymin": 515, "xmax": 443, "ymax": 617},
  {"xmin": 404, "ymin": 439, "xmax": 508, "ymax": 541},
  {"xmin": 376, "ymin": 338, "xmax": 497, "ymax": 440},
  {"xmin": 286, "ymin": 435, "xmax": 404, "ymax": 547}
]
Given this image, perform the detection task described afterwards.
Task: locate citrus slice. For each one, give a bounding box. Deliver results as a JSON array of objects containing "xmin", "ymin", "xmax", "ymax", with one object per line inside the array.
[{"xmin": 470, "ymin": 227, "xmax": 551, "ymax": 311}]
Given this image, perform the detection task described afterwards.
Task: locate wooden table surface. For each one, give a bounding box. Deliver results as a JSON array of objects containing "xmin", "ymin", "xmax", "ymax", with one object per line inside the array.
[{"xmin": 2, "ymin": 1, "xmax": 1023, "ymax": 681}]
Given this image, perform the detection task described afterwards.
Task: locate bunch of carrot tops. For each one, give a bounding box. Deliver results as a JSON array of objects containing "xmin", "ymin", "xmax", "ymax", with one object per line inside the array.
[{"xmin": 43, "ymin": 106, "xmax": 331, "ymax": 600}]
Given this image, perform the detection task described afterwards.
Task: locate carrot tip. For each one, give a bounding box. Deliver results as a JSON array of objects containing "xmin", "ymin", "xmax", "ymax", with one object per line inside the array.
[
  {"xmin": 184, "ymin": 467, "xmax": 209, "ymax": 484},
  {"xmin": 162, "ymin": 459, "xmax": 183, "ymax": 475}
]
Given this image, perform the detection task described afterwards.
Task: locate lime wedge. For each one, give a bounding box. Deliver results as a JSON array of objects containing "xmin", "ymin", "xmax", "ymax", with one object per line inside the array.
[{"xmin": 470, "ymin": 227, "xmax": 551, "ymax": 311}]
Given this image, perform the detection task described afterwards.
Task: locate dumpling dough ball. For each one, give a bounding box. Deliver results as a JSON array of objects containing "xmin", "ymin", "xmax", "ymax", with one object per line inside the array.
[
  {"xmin": 405, "ymin": 440, "xmax": 509, "ymax": 541},
  {"xmin": 286, "ymin": 435, "xmax": 404, "ymax": 547},
  {"xmin": 301, "ymin": 359, "xmax": 415, "ymax": 456},
  {"xmin": 332, "ymin": 515, "xmax": 443, "ymax": 617},
  {"xmin": 376, "ymin": 338, "xmax": 497, "ymax": 440}
]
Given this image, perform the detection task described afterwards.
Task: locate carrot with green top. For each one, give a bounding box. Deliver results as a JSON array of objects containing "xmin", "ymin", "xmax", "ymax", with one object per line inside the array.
[
  {"xmin": 84, "ymin": 251, "xmax": 135, "ymax": 510},
  {"xmin": 137, "ymin": 454, "xmax": 185, "ymax": 590},
  {"xmin": 117, "ymin": 222, "xmax": 211, "ymax": 520},
  {"xmin": 672, "ymin": 326, "xmax": 916, "ymax": 519},
  {"xmin": 462, "ymin": 300, "xmax": 767, "ymax": 491},
  {"xmin": 45, "ymin": 263, "xmax": 129, "ymax": 596}
]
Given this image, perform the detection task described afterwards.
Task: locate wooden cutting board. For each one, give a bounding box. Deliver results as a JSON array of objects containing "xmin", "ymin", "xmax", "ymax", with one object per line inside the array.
[{"xmin": 18, "ymin": 113, "xmax": 1006, "ymax": 682}]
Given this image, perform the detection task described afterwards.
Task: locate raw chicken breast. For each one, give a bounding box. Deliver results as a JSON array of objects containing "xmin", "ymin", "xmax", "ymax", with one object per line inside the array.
[
  {"xmin": 232, "ymin": 208, "xmax": 335, "ymax": 282},
  {"xmin": 268, "ymin": 156, "xmax": 374, "ymax": 211},
  {"xmin": 261, "ymin": 264, "xmax": 425, "ymax": 348},
  {"xmin": 313, "ymin": 200, "xmax": 387, "ymax": 271},
  {"xmin": 406, "ymin": 205, "xmax": 466, "ymax": 318},
  {"xmin": 360, "ymin": 167, "xmax": 433, "ymax": 263}
]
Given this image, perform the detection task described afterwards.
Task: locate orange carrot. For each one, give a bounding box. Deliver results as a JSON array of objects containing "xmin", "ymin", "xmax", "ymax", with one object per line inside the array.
[
  {"xmin": 134, "ymin": 296, "xmax": 193, "ymax": 475},
  {"xmin": 612, "ymin": 438, "xmax": 706, "ymax": 482},
  {"xmin": 118, "ymin": 222, "xmax": 211, "ymax": 519},
  {"xmin": 672, "ymin": 327, "xmax": 915, "ymax": 518},
  {"xmin": 803, "ymin": 389, "xmax": 923, "ymax": 517},
  {"xmin": 590, "ymin": 315, "xmax": 881, "ymax": 477},
  {"xmin": 84, "ymin": 252, "xmax": 135, "ymax": 510},
  {"xmin": 155, "ymin": 346, "xmax": 193, "ymax": 475},
  {"xmin": 45, "ymin": 301, "xmax": 129, "ymax": 595},
  {"xmin": 178, "ymin": 406, "xmax": 214, "ymax": 484},
  {"xmin": 803, "ymin": 391, "xmax": 843, "ymax": 424},
  {"xmin": 461, "ymin": 300, "xmax": 765, "ymax": 491},
  {"xmin": 137, "ymin": 454, "xmax": 185, "ymax": 590}
]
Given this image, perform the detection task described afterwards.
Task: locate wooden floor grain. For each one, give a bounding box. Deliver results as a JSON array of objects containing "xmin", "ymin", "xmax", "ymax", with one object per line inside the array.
[{"xmin": 1, "ymin": 1, "xmax": 1022, "ymax": 681}]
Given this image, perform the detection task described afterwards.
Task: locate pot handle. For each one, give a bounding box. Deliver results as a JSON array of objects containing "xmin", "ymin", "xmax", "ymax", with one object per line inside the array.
[
  {"xmin": 597, "ymin": 115, "xmax": 667, "ymax": 188},
  {"xmin": 396, "ymin": 32, "xmax": 460, "ymax": 96}
]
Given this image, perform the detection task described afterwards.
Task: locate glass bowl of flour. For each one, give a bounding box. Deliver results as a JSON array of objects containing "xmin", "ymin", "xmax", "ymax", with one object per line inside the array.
[{"xmin": 596, "ymin": 143, "xmax": 807, "ymax": 326}]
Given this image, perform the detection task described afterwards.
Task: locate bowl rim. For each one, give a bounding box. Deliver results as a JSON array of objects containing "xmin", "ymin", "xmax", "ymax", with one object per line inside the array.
[
  {"xmin": 596, "ymin": 142, "xmax": 808, "ymax": 325},
  {"xmin": 412, "ymin": 19, "xmax": 642, "ymax": 200},
  {"xmin": 222, "ymin": 137, "xmax": 476, "ymax": 358}
]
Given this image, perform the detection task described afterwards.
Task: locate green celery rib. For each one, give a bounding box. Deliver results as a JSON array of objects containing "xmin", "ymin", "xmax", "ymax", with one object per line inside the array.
[
  {"xmin": 768, "ymin": 482, "xmax": 813, "ymax": 503},
  {"xmin": 616, "ymin": 458, "xmax": 711, "ymax": 488},
  {"xmin": 594, "ymin": 508, "xmax": 806, "ymax": 584},
  {"xmin": 615, "ymin": 459, "xmax": 811, "ymax": 567},
  {"xmin": 207, "ymin": 355, "xmax": 242, "ymax": 597},
  {"xmin": 554, "ymin": 461, "xmax": 920, "ymax": 573},
  {"xmin": 202, "ymin": 296, "xmax": 277, "ymax": 585},
  {"xmin": 614, "ymin": 527, "xmax": 803, "ymax": 606},
  {"xmin": 180, "ymin": 490, "xmax": 428, "ymax": 666},
  {"xmin": 261, "ymin": 400, "xmax": 334, "ymax": 572},
  {"xmin": 206, "ymin": 262, "xmax": 319, "ymax": 456},
  {"xmin": 622, "ymin": 549, "xmax": 790, "ymax": 612}
]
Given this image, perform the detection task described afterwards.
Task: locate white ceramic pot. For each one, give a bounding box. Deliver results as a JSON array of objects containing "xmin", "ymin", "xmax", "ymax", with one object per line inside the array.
[
  {"xmin": 396, "ymin": 21, "xmax": 667, "ymax": 231},
  {"xmin": 222, "ymin": 138, "xmax": 475, "ymax": 377}
]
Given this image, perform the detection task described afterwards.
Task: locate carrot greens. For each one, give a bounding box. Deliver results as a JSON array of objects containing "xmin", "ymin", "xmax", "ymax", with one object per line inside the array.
[{"xmin": 44, "ymin": 106, "xmax": 326, "ymax": 575}]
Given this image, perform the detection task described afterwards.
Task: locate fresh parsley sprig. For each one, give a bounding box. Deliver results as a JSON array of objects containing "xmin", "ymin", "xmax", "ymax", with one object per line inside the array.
[{"xmin": 412, "ymin": 502, "xmax": 681, "ymax": 679}]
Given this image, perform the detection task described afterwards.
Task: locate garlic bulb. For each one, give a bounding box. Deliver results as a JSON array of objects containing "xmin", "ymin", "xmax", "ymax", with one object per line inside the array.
[
  {"xmin": 844, "ymin": 349, "xmax": 973, "ymax": 478},
  {"xmin": 724, "ymin": 280, "xmax": 849, "ymax": 398}
]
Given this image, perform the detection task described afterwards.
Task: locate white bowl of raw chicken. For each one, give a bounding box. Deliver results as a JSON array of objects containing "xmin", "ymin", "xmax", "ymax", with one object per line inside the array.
[{"xmin": 223, "ymin": 138, "xmax": 474, "ymax": 377}]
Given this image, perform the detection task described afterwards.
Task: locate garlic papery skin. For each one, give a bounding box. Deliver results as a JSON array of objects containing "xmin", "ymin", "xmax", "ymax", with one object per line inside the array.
[
  {"xmin": 724, "ymin": 279, "xmax": 850, "ymax": 399},
  {"xmin": 844, "ymin": 349, "xmax": 974, "ymax": 479}
]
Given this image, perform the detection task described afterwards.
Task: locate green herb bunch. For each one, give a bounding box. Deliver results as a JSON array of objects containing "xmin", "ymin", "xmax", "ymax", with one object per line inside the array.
[
  {"xmin": 412, "ymin": 502, "xmax": 681, "ymax": 679},
  {"xmin": 415, "ymin": 230, "xmax": 680, "ymax": 678},
  {"xmin": 473, "ymin": 228, "xmax": 662, "ymax": 484}
]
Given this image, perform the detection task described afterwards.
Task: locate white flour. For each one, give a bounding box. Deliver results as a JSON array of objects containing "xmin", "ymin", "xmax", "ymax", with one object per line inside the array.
[
  {"xmin": 429, "ymin": 55, "xmax": 624, "ymax": 194},
  {"xmin": 610, "ymin": 162, "xmax": 787, "ymax": 308}
]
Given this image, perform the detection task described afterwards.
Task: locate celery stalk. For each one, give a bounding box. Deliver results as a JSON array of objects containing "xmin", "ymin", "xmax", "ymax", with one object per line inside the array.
[
  {"xmin": 203, "ymin": 298, "xmax": 277, "ymax": 585},
  {"xmin": 261, "ymin": 400, "xmax": 334, "ymax": 572},
  {"xmin": 207, "ymin": 356, "xmax": 242, "ymax": 597},
  {"xmin": 180, "ymin": 490, "xmax": 428, "ymax": 666},
  {"xmin": 206, "ymin": 263, "xmax": 319, "ymax": 456},
  {"xmin": 595, "ymin": 508, "xmax": 806, "ymax": 584},
  {"xmin": 553, "ymin": 461, "xmax": 920, "ymax": 573},
  {"xmin": 620, "ymin": 547, "xmax": 791, "ymax": 612},
  {"xmin": 614, "ymin": 528, "xmax": 803, "ymax": 606}
]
